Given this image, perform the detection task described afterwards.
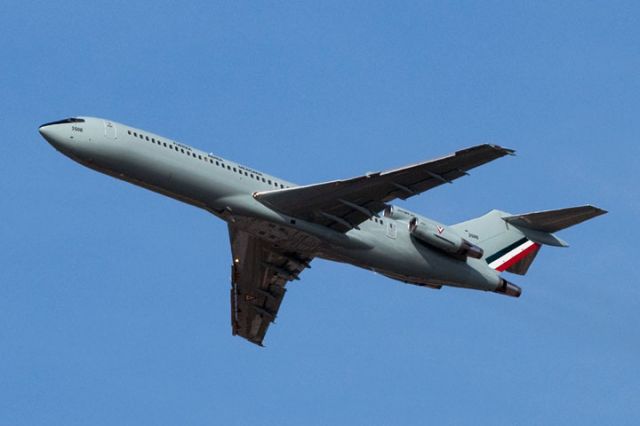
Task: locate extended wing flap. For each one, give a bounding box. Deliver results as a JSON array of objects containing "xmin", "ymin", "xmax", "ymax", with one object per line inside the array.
[{"xmin": 255, "ymin": 144, "xmax": 514, "ymax": 232}]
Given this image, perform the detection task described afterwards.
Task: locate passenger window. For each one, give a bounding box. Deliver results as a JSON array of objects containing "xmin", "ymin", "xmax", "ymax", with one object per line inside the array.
[
  {"xmin": 145, "ymin": 136, "xmax": 149, "ymax": 141},
  {"xmin": 163, "ymin": 142, "xmax": 167, "ymax": 147},
  {"xmin": 127, "ymin": 130, "xmax": 131, "ymax": 135},
  {"xmin": 133, "ymin": 132, "xmax": 137, "ymax": 137}
]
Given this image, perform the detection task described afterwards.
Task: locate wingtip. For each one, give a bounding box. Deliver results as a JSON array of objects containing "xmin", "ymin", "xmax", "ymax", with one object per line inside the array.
[
  {"xmin": 457, "ymin": 144, "xmax": 516, "ymax": 157},
  {"xmin": 489, "ymin": 144, "xmax": 516, "ymax": 156},
  {"xmin": 589, "ymin": 205, "xmax": 608, "ymax": 216},
  {"xmin": 249, "ymin": 338, "xmax": 266, "ymax": 347}
]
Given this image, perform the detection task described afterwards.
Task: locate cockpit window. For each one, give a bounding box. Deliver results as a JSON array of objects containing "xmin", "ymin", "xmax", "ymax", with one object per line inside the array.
[{"xmin": 39, "ymin": 117, "xmax": 85, "ymax": 127}]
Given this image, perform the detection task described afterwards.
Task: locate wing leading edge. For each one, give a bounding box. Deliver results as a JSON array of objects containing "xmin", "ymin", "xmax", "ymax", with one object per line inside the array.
[
  {"xmin": 228, "ymin": 225, "xmax": 313, "ymax": 346},
  {"xmin": 254, "ymin": 144, "xmax": 514, "ymax": 232}
]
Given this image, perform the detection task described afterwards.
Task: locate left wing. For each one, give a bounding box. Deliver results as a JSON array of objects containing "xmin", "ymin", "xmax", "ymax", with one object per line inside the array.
[
  {"xmin": 254, "ymin": 144, "xmax": 514, "ymax": 232},
  {"xmin": 228, "ymin": 225, "xmax": 312, "ymax": 346}
]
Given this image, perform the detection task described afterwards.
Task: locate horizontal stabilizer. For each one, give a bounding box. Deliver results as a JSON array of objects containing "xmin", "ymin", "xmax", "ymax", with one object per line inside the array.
[
  {"xmin": 454, "ymin": 205, "xmax": 606, "ymax": 276},
  {"xmin": 503, "ymin": 205, "xmax": 607, "ymax": 233}
]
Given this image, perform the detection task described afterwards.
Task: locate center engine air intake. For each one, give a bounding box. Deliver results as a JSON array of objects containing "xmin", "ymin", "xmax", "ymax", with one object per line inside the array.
[{"xmin": 408, "ymin": 217, "xmax": 484, "ymax": 259}]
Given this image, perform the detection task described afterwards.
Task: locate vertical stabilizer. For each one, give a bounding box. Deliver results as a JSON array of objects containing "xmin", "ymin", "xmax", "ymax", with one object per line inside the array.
[{"xmin": 451, "ymin": 205, "xmax": 606, "ymax": 276}]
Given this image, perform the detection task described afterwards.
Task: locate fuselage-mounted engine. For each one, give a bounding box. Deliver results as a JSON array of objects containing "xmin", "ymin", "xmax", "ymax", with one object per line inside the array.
[
  {"xmin": 383, "ymin": 205, "xmax": 484, "ymax": 260},
  {"xmin": 408, "ymin": 217, "xmax": 484, "ymax": 259}
]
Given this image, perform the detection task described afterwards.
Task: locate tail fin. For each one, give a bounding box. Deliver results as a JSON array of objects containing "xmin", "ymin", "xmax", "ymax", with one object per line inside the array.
[{"xmin": 451, "ymin": 205, "xmax": 606, "ymax": 276}]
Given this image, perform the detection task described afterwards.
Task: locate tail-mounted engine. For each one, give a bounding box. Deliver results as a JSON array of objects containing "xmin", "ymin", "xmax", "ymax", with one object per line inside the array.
[
  {"xmin": 383, "ymin": 205, "xmax": 484, "ymax": 260},
  {"xmin": 408, "ymin": 217, "xmax": 484, "ymax": 259}
]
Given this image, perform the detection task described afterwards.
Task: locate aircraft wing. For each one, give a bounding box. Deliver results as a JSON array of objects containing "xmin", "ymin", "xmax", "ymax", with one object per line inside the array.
[
  {"xmin": 228, "ymin": 225, "xmax": 312, "ymax": 346},
  {"xmin": 255, "ymin": 144, "xmax": 514, "ymax": 232}
]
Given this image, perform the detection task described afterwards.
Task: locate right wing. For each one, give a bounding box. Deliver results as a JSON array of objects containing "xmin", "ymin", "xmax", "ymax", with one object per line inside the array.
[
  {"xmin": 228, "ymin": 224, "xmax": 313, "ymax": 346},
  {"xmin": 255, "ymin": 144, "xmax": 514, "ymax": 232}
]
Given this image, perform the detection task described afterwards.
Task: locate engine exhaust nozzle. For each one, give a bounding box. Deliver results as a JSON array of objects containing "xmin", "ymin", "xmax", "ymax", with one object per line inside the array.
[{"xmin": 494, "ymin": 279, "xmax": 522, "ymax": 298}]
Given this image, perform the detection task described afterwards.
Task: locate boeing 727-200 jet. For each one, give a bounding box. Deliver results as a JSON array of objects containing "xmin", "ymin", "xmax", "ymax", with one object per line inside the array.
[{"xmin": 40, "ymin": 117, "xmax": 606, "ymax": 346}]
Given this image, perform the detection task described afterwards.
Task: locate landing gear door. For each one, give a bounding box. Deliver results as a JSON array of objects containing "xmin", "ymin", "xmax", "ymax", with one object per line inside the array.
[{"xmin": 104, "ymin": 120, "xmax": 117, "ymax": 139}]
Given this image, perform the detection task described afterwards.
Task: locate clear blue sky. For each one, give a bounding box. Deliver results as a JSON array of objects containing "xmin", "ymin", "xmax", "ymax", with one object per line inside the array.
[{"xmin": 2, "ymin": 1, "xmax": 638, "ymax": 425}]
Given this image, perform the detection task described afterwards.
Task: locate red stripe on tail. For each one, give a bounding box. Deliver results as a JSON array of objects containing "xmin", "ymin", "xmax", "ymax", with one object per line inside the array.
[{"xmin": 495, "ymin": 242, "xmax": 541, "ymax": 272}]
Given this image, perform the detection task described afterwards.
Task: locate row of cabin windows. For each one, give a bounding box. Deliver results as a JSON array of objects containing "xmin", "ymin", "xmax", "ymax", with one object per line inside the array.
[{"xmin": 127, "ymin": 129, "xmax": 289, "ymax": 189}]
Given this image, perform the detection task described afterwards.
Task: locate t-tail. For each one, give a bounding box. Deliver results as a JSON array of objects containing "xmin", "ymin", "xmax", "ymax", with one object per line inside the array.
[{"xmin": 452, "ymin": 205, "xmax": 607, "ymax": 296}]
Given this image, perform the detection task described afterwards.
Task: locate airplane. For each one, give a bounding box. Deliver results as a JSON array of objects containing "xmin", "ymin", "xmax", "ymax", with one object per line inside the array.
[{"xmin": 39, "ymin": 117, "xmax": 607, "ymax": 346}]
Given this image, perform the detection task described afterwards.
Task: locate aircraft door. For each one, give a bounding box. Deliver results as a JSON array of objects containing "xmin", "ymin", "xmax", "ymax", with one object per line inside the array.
[
  {"xmin": 386, "ymin": 220, "xmax": 397, "ymax": 239},
  {"xmin": 104, "ymin": 120, "xmax": 117, "ymax": 139}
]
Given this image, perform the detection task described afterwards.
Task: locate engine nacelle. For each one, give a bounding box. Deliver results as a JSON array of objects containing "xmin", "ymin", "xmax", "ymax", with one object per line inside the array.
[
  {"xmin": 383, "ymin": 205, "xmax": 415, "ymax": 222},
  {"xmin": 408, "ymin": 217, "xmax": 484, "ymax": 259}
]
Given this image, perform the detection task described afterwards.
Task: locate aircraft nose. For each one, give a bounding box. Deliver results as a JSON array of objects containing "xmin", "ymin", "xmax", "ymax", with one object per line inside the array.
[
  {"xmin": 38, "ymin": 123, "xmax": 64, "ymax": 148},
  {"xmin": 39, "ymin": 117, "xmax": 82, "ymax": 147},
  {"xmin": 38, "ymin": 124, "xmax": 53, "ymax": 139}
]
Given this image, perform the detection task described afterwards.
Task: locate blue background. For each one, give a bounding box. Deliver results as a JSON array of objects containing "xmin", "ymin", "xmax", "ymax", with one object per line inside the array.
[{"xmin": 2, "ymin": 1, "xmax": 638, "ymax": 424}]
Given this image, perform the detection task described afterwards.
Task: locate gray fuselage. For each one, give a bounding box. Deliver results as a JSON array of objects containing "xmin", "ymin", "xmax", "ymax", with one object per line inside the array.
[{"xmin": 39, "ymin": 116, "xmax": 503, "ymax": 293}]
